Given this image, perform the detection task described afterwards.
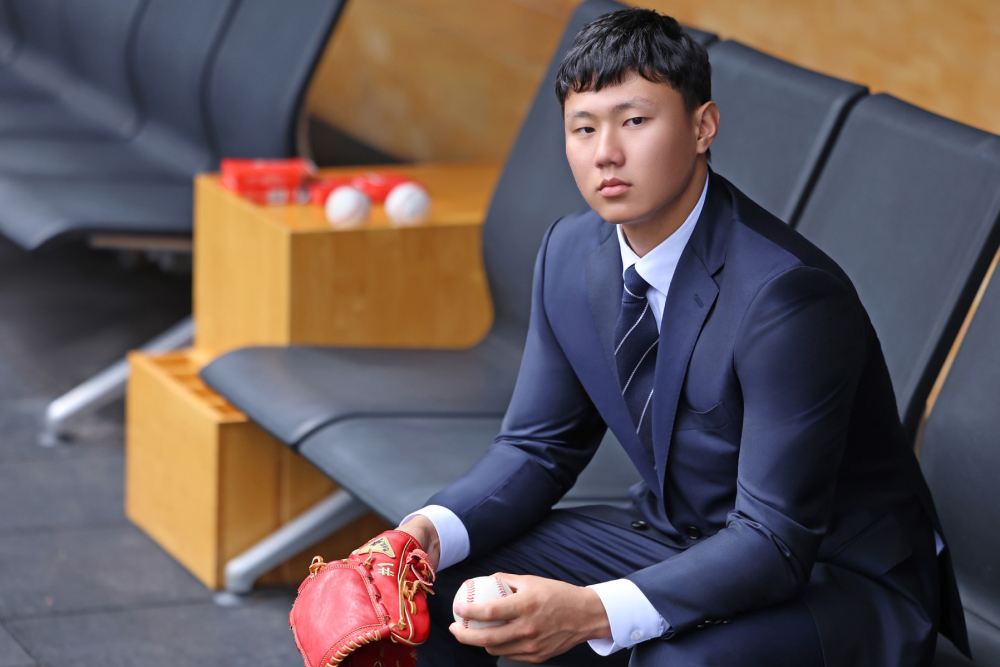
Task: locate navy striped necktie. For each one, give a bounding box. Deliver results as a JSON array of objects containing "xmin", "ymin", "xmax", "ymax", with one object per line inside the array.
[{"xmin": 614, "ymin": 264, "xmax": 659, "ymax": 451}]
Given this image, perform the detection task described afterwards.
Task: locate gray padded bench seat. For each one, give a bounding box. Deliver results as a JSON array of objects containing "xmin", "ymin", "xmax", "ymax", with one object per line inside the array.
[
  {"xmin": 706, "ymin": 40, "xmax": 867, "ymax": 225},
  {"xmin": 0, "ymin": 0, "xmax": 345, "ymax": 249},
  {"xmin": 794, "ymin": 93, "xmax": 1000, "ymax": 439},
  {"xmin": 920, "ymin": 263, "xmax": 1000, "ymax": 667},
  {"xmin": 200, "ymin": 336, "xmax": 522, "ymax": 448},
  {"xmin": 299, "ymin": 418, "xmax": 642, "ymax": 525}
]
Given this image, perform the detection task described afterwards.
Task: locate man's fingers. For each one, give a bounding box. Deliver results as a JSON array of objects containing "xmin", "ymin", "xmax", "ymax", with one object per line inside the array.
[
  {"xmin": 456, "ymin": 595, "xmax": 519, "ymax": 622},
  {"xmin": 491, "ymin": 572, "xmax": 525, "ymax": 592},
  {"xmin": 449, "ymin": 621, "xmax": 523, "ymax": 649}
]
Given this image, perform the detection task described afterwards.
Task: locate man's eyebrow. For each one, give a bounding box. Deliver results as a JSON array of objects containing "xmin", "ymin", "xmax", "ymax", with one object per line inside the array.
[
  {"xmin": 568, "ymin": 97, "xmax": 656, "ymax": 119},
  {"xmin": 611, "ymin": 97, "xmax": 655, "ymax": 114}
]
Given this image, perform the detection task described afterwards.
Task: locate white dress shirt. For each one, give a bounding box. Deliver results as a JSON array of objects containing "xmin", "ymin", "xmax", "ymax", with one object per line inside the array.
[{"xmin": 399, "ymin": 175, "xmax": 709, "ymax": 655}]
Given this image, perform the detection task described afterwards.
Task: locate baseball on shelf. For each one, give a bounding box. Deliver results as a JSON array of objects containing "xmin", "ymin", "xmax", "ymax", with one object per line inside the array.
[
  {"xmin": 384, "ymin": 181, "xmax": 432, "ymax": 226},
  {"xmin": 453, "ymin": 576, "xmax": 514, "ymax": 629},
  {"xmin": 325, "ymin": 185, "xmax": 371, "ymax": 227}
]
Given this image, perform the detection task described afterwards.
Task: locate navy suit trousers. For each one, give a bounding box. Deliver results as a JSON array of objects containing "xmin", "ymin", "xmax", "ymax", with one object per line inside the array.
[{"xmin": 417, "ymin": 505, "xmax": 827, "ymax": 667}]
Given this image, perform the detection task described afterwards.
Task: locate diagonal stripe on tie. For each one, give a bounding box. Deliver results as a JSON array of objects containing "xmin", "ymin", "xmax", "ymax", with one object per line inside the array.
[
  {"xmin": 615, "ymin": 302, "xmax": 650, "ymax": 355},
  {"xmin": 614, "ymin": 265, "xmax": 660, "ymax": 443},
  {"xmin": 622, "ymin": 339, "xmax": 658, "ymax": 394}
]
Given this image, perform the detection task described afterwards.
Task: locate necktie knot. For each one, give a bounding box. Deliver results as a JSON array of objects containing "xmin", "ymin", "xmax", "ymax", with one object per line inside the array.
[{"xmin": 622, "ymin": 265, "xmax": 649, "ymax": 303}]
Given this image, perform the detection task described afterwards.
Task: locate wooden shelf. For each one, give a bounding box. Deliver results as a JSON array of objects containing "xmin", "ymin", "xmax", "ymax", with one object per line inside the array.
[
  {"xmin": 193, "ymin": 162, "xmax": 499, "ymax": 355},
  {"xmin": 125, "ymin": 349, "xmax": 388, "ymax": 590}
]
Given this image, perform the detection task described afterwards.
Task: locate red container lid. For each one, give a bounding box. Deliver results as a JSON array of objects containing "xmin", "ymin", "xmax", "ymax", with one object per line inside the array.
[{"xmin": 220, "ymin": 158, "xmax": 315, "ymax": 191}]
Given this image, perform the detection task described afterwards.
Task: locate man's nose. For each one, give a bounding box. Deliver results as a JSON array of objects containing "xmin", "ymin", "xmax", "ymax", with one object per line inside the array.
[{"xmin": 594, "ymin": 129, "xmax": 625, "ymax": 168}]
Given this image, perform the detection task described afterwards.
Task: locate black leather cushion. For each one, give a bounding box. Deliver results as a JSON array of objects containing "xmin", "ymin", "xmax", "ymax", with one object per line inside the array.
[
  {"xmin": 0, "ymin": 178, "xmax": 193, "ymax": 249},
  {"xmin": 201, "ymin": 335, "xmax": 522, "ymax": 447},
  {"xmin": 299, "ymin": 417, "xmax": 641, "ymax": 525},
  {"xmin": 921, "ymin": 268, "xmax": 1000, "ymax": 665},
  {"xmin": 794, "ymin": 94, "xmax": 1000, "ymax": 436},
  {"xmin": 707, "ymin": 40, "xmax": 866, "ymax": 224}
]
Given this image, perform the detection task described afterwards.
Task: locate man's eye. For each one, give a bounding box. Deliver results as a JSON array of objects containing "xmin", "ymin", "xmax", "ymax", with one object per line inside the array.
[
  {"xmin": 575, "ymin": 126, "xmax": 595, "ymax": 135},
  {"xmin": 625, "ymin": 117, "xmax": 645, "ymax": 126}
]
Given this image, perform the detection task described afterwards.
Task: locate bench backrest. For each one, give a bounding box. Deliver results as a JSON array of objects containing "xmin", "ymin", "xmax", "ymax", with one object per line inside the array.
[
  {"xmin": 206, "ymin": 0, "xmax": 346, "ymax": 160},
  {"xmin": 7, "ymin": 0, "xmax": 146, "ymax": 135},
  {"xmin": 707, "ymin": 40, "xmax": 866, "ymax": 225},
  {"xmin": 129, "ymin": 0, "xmax": 239, "ymax": 173},
  {"xmin": 3, "ymin": 0, "xmax": 344, "ymax": 168},
  {"xmin": 795, "ymin": 94, "xmax": 1000, "ymax": 437},
  {"xmin": 919, "ymin": 263, "xmax": 1000, "ymax": 663}
]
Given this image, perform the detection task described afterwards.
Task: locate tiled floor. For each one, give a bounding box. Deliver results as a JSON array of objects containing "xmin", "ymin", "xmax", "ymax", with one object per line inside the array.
[{"xmin": 0, "ymin": 238, "xmax": 303, "ymax": 666}]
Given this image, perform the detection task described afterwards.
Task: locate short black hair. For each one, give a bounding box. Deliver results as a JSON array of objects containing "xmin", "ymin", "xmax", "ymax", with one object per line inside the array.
[{"xmin": 555, "ymin": 8, "xmax": 712, "ymax": 114}]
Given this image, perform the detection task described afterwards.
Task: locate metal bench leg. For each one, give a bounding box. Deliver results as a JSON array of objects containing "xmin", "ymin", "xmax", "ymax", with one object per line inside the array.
[
  {"xmin": 214, "ymin": 489, "xmax": 368, "ymax": 605},
  {"xmin": 39, "ymin": 316, "xmax": 195, "ymax": 447}
]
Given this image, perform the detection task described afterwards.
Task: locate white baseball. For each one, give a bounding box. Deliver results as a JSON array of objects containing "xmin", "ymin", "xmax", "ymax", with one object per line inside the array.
[
  {"xmin": 325, "ymin": 185, "xmax": 371, "ymax": 227},
  {"xmin": 453, "ymin": 576, "xmax": 514, "ymax": 629},
  {"xmin": 384, "ymin": 182, "xmax": 431, "ymax": 226}
]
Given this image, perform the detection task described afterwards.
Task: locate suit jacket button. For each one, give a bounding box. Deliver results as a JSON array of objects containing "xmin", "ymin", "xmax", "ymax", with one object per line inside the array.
[
  {"xmin": 631, "ymin": 520, "xmax": 648, "ymax": 530},
  {"xmin": 685, "ymin": 525, "xmax": 702, "ymax": 540}
]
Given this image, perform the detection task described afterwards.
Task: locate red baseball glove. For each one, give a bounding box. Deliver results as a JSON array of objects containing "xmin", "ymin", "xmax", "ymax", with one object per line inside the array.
[{"xmin": 289, "ymin": 530, "xmax": 436, "ymax": 667}]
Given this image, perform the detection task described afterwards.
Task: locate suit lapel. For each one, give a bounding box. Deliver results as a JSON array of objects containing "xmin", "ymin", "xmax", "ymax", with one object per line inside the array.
[
  {"xmin": 586, "ymin": 223, "xmax": 661, "ymax": 493},
  {"xmin": 652, "ymin": 171, "xmax": 732, "ymax": 491},
  {"xmin": 586, "ymin": 225, "xmax": 622, "ymax": 381},
  {"xmin": 651, "ymin": 254, "xmax": 719, "ymax": 490}
]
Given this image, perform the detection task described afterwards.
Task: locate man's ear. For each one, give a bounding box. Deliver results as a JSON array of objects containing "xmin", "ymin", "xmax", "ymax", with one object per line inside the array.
[{"xmin": 693, "ymin": 101, "xmax": 720, "ymax": 155}]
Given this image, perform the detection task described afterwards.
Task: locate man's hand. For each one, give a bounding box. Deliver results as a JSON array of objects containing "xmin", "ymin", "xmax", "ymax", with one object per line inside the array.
[
  {"xmin": 397, "ymin": 514, "xmax": 441, "ymax": 570},
  {"xmin": 450, "ymin": 573, "xmax": 612, "ymax": 663}
]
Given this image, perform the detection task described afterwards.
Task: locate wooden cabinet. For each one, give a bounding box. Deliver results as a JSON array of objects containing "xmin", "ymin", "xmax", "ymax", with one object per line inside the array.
[
  {"xmin": 125, "ymin": 350, "xmax": 388, "ymax": 589},
  {"xmin": 193, "ymin": 162, "xmax": 498, "ymax": 355}
]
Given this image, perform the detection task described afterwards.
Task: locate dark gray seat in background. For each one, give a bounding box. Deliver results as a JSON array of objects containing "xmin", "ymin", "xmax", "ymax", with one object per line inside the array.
[
  {"xmin": 0, "ymin": 0, "xmax": 346, "ymax": 249},
  {"xmin": 920, "ymin": 266, "xmax": 1000, "ymax": 667},
  {"xmin": 706, "ymin": 40, "xmax": 867, "ymax": 225},
  {"xmin": 794, "ymin": 94, "xmax": 1000, "ymax": 438}
]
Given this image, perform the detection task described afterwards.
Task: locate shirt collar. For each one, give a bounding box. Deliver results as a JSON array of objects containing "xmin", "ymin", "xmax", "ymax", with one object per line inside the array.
[{"xmin": 617, "ymin": 173, "xmax": 709, "ymax": 295}]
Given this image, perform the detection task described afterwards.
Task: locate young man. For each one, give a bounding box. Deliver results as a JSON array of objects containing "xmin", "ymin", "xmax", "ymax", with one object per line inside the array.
[{"xmin": 396, "ymin": 8, "xmax": 966, "ymax": 666}]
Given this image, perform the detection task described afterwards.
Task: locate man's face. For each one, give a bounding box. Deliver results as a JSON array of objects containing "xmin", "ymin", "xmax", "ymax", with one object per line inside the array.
[{"xmin": 563, "ymin": 74, "xmax": 709, "ymax": 225}]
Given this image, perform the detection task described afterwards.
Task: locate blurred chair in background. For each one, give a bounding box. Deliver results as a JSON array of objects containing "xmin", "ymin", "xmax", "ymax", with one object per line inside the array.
[{"xmin": 0, "ymin": 0, "xmax": 347, "ymax": 444}]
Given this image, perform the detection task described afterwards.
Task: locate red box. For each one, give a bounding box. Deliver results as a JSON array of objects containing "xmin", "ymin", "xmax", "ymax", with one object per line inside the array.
[{"xmin": 220, "ymin": 158, "xmax": 315, "ymax": 193}]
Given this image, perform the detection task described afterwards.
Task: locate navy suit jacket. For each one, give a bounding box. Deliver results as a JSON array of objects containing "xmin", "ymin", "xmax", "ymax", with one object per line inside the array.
[{"xmin": 430, "ymin": 171, "xmax": 968, "ymax": 654}]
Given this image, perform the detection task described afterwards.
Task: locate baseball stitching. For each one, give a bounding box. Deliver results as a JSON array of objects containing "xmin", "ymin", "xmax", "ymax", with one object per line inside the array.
[
  {"xmin": 463, "ymin": 580, "xmax": 475, "ymax": 628},
  {"xmin": 493, "ymin": 576, "xmax": 508, "ymax": 598}
]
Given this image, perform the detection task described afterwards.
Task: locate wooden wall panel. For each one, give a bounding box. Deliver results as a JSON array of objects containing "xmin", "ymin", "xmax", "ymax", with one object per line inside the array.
[
  {"xmin": 306, "ymin": 0, "xmax": 574, "ymax": 162},
  {"xmin": 306, "ymin": 0, "xmax": 1000, "ymax": 163},
  {"xmin": 640, "ymin": 0, "xmax": 1000, "ymax": 141}
]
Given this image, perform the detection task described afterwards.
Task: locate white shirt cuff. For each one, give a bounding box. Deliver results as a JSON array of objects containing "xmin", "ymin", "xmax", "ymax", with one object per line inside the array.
[
  {"xmin": 586, "ymin": 579, "xmax": 668, "ymax": 655},
  {"xmin": 399, "ymin": 505, "xmax": 470, "ymax": 571}
]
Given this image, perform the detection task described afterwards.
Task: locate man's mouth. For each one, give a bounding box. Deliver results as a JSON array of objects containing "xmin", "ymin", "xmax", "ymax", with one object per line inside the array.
[{"xmin": 599, "ymin": 177, "xmax": 631, "ymax": 197}]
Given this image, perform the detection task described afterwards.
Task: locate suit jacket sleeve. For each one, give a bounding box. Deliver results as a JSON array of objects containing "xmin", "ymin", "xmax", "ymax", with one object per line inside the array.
[
  {"xmin": 427, "ymin": 221, "xmax": 607, "ymax": 559},
  {"xmin": 627, "ymin": 264, "xmax": 867, "ymax": 636}
]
